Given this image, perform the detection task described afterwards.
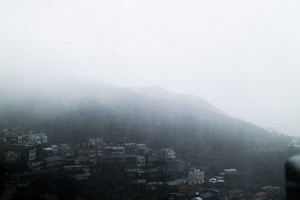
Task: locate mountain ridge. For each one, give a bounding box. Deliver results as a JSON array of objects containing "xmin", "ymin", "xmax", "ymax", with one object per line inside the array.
[
  {"xmin": 131, "ymin": 85, "xmax": 225, "ymax": 115},
  {"xmin": 0, "ymin": 81, "xmax": 293, "ymax": 186},
  {"xmin": 0, "ymin": 81, "xmax": 287, "ymax": 149}
]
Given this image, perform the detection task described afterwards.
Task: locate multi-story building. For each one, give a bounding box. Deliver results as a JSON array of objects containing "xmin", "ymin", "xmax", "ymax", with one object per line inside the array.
[
  {"xmin": 124, "ymin": 155, "xmax": 146, "ymax": 167},
  {"xmin": 136, "ymin": 144, "xmax": 149, "ymax": 155},
  {"xmin": 103, "ymin": 146, "xmax": 125, "ymax": 159},
  {"xmin": 28, "ymin": 132, "xmax": 47, "ymax": 144},
  {"xmin": 125, "ymin": 168, "xmax": 146, "ymax": 180},
  {"xmin": 43, "ymin": 156, "xmax": 65, "ymax": 169},
  {"xmin": 185, "ymin": 167, "xmax": 204, "ymax": 185},
  {"xmin": 4, "ymin": 134, "xmax": 29, "ymax": 145},
  {"xmin": 64, "ymin": 165, "xmax": 91, "ymax": 180},
  {"xmin": 2, "ymin": 144, "xmax": 36, "ymax": 164},
  {"xmin": 124, "ymin": 143, "xmax": 137, "ymax": 154},
  {"xmin": 160, "ymin": 148, "xmax": 176, "ymax": 160},
  {"xmin": 88, "ymin": 138, "xmax": 104, "ymax": 157}
]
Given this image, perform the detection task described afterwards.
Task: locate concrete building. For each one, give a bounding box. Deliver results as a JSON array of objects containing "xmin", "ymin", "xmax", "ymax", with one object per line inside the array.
[
  {"xmin": 160, "ymin": 148, "xmax": 176, "ymax": 160},
  {"xmin": 28, "ymin": 132, "xmax": 47, "ymax": 144},
  {"xmin": 186, "ymin": 168, "xmax": 204, "ymax": 185},
  {"xmin": 124, "ymin": 155, "xmax": 146, "ymax": 167},
  {"xmin": 2, "ymin": 144, "xmax": 36, "ymax": 163},
  {"xmin": 64, "ymin": 165, "xmax": 91, "ymax": 180},
  {"xmin": 43, "ymin": 156, "xmax": 65, "ymax": 169},
  {"xmin": 103, "ymin": 146, "xmax": 125, "ymax": 159}
]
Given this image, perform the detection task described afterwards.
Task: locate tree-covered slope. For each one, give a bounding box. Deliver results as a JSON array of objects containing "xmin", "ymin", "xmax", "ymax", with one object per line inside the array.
[{"xmin": 0, "ymin": 81, "xmax": 292, "ymax": 186}]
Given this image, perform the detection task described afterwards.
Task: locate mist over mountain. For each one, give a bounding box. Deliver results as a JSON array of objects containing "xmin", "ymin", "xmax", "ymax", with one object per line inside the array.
[
  {"xmin": 132, "ymin": 86, "xmax": 225, "ymax": 115},
  {"xmin": 0, "ymin": 80, "xmax": 289, "ymax": 147},
  {"xmin": 0, "ymin": 80, "xmax": 292, "ymax": 185},
  {"xmin": 1, "ymin": 1, "xmax": 299, "ymax": 198}
]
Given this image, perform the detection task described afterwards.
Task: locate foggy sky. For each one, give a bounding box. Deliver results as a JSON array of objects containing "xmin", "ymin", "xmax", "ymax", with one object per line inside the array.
[{"xmin": 1, "ymin": 0, "xmax": 300, "ymax": 136}]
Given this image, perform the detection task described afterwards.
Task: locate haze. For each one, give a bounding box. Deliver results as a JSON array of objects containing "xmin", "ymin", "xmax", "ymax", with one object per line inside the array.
[{"xmin": 1, "ymin": 0, "xmax": 300, "ymax": 136}]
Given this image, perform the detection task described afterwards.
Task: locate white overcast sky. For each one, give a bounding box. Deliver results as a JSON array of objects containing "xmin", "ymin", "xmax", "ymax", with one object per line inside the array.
[{"xmin": 1, "ymin": 0, "xmax": 300, "ymax": 136}]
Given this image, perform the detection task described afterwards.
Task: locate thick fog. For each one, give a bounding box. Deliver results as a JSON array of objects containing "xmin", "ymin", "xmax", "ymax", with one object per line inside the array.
[{"xmin": 1, "ymin": 0, "xmax": 300, "ymax": 136}]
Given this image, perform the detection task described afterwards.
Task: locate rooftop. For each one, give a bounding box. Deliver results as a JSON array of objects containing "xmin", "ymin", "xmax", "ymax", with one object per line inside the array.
[
  {"xmin": 199, "ymin": 192, "xmax": 214, "ymax": 198},
  {"xmin": 166, "ymin": 179, "xmax": 185, "ymax": 186},
  {"xmin": 43, "ymin": 156, "xmax": 65, "ymax": 162}
]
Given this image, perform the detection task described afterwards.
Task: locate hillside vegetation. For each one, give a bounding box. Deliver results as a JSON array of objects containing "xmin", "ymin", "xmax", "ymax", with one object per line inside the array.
[{"xmin": 0, "ymin": 81, "xmax": 294, "ymax": 186}]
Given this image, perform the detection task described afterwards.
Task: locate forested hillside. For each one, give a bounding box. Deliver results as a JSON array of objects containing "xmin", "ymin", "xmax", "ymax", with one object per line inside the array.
[{"xmin": 0, "ymin": 81, "xmax": 294, "ymax": 186}]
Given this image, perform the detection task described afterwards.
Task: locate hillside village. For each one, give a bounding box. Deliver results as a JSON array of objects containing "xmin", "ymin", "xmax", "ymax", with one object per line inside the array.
[{"xmin": 0, "ymin": 127, "xmax": 285, "ymax": 200}]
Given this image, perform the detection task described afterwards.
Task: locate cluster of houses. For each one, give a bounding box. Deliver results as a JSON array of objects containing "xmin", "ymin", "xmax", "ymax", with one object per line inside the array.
[
  {"xmin": 0, "ymin": 128, "xmax": 88, "ymax": 179},
  {"xmin": 0, "ymin": 128, "xmax": 48, "ymax": 170},
  {"xmin": 76, "ymin": 138, "xmax": 205, "ymax": 188},
  {"xmin": 0, "ymin": 128, "xmax": 203, "ymax": 185},
  {"xmin": 191, "ymin": 169, "xmax": 283, "ymax": 200},
  {"xmin": 0, "ymin": 128, "xmax": 283, "ymax": 200}
]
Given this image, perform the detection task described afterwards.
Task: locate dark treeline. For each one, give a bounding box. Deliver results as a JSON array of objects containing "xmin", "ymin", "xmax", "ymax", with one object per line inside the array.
[{"xmin": 0, "ymin": 84, "xmax": 297, "ymax": 198}]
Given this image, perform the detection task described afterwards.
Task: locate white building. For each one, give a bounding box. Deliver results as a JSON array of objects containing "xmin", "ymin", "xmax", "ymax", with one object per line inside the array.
[
  {"xmin": 186, "ymin": 168, "xmax": 205, "ymax": 185},
  {"xmin": 28, "ymin": 148, "xmax": 36, "ymax": 161},
  {"xmin": 160, "ymin": 148, "xmax": 176, "ymax": 159},
  {"xmin": 29, "ymin": 132, "xmax": 47, "ymax": 144},
  {"xmin": 224, "ymin": 168, "xmax": 238, "ymax": 174}
]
